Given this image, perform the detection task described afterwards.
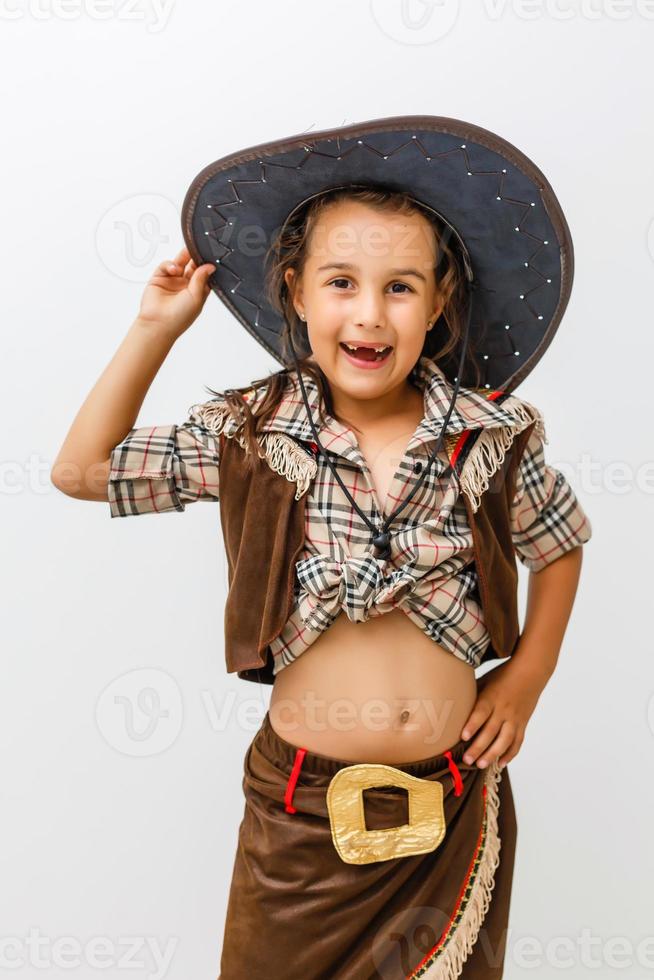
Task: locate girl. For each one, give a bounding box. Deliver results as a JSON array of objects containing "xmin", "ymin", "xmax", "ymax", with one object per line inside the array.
[{"xmin": 52, "ymin": 117, "xmax": 592, "ymax": 979}]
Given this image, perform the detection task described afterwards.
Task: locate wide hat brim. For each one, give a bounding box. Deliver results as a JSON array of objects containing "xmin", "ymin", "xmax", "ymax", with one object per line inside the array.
[{"xmin": 181, "ymin": 114, "xmax": 573, "ymax": 393}]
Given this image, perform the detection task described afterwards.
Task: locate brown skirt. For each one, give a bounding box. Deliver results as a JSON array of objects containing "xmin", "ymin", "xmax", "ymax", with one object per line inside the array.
[{"xmin": 219, "ymin": 711, "xmax": 517, "ymax": 980}]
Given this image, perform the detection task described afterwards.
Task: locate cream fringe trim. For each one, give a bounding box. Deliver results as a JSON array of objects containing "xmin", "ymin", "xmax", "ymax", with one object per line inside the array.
[
  {"xmin": 457, "ymin": 397, "xmax": 547, "ymax": 514},
  {"xmin": 257, "ymin": 431, "xmax": 317, "ymax": 500},
  {"xmin": 189, "ymin": 394, "xmax": 545, "ymax": 509},
  {"xmin": 188, "ymin": 398, "xmax": 317, "ymax": 501},
  {"xmin": 419, "ymin": 760, "xmax": 503, "ymax": 980}
]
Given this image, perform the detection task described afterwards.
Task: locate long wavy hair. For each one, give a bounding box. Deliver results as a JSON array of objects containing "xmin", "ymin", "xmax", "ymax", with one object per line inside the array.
[{"xmin": 204, "ymin": 185, "xmax": 480, "ymax": 468}]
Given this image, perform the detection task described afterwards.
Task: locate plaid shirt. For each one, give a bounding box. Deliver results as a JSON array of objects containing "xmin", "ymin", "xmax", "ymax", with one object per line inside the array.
[{"xmin": 108, "ymin": 356, "xmax": 592, "ymax": 670}]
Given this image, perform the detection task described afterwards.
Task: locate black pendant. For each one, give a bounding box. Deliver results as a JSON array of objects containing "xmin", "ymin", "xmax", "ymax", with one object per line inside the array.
[{"xmin": 372, "ymin": 529, "xmax": 391, "ymax": 560}]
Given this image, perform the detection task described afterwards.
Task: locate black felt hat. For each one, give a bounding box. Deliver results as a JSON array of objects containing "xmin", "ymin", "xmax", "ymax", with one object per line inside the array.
[{"xmin": 181, "ymin": 114, "xmax": 573, "ymax": 394}]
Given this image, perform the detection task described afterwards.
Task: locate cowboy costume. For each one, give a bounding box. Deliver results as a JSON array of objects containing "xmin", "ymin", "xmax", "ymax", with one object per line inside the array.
[{"xmin": 108, "ymin": 115, "xmax": 592, "ymax": 978}]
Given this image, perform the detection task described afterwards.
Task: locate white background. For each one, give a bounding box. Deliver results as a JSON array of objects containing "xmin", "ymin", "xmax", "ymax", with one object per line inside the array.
[{"xmin": 3, "ymin": 1, "xmax": 652, "ymax": 977}]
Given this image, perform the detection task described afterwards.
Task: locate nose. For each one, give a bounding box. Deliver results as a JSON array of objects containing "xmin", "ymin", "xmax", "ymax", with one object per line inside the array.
[{"xmin": 350, "ymin": 285, "xmax": 387, "ymax": 330}]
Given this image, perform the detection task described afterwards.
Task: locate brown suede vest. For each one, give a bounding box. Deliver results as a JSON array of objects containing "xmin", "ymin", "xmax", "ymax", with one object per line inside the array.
[{"xmin": 217, "ymin": 422, "xmax": 537, "ymax": 684}]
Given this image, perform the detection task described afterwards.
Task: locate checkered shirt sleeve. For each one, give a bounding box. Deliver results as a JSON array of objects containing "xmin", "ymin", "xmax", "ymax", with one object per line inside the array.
[
  {"xmin": 108, "ymin": 419, "xmax": 220, "ymax": 517},
  {"xmin": 510, "ymin": 427, "xmax": 592, "ymax": 572}
]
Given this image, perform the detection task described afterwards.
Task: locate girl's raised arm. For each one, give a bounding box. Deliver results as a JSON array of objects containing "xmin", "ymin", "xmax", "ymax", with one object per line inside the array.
[{"xmin": 50, "ymin": 248, "xmax": 215, "ymax": 502}]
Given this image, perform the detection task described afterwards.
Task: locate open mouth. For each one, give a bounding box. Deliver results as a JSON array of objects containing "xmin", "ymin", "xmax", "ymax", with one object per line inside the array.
[{"xmin": 339, "ymin": 342, "xmax": 393, "ymax": 363}]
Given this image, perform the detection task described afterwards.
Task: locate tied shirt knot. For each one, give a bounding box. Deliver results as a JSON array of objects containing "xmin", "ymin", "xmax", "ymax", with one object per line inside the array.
[{"xmin": 295, "ymin": 550, "xmax": 417, "ymax": 630}]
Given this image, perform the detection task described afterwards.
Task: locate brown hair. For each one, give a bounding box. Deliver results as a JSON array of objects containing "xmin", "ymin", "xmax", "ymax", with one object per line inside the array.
[{"xmin": 204, "ymin": 185, "xmax": 480, "ymax": 469}]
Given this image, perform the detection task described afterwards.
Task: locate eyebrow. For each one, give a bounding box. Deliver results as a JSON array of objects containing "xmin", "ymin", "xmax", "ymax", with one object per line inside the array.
[{"xmin": 315, "ymin": 261, "xmax": 428, "ymax": 283}]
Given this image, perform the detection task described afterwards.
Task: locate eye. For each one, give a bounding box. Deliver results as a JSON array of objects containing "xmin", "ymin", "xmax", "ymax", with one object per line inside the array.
[{"xmin": 327, "ymin": 278, "xmax": 414, "ymax": 293}]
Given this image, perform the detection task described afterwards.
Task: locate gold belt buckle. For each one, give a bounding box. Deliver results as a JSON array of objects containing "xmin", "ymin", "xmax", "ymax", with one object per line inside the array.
[{"xmin": 326, "ymin": 763, "xmax": 446, "ymax": 865}]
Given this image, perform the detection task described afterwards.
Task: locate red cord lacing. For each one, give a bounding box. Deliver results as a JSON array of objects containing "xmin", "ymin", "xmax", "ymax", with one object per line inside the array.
[
  {"xmin": 444, "ymin": 750, "xmax": 464, "ymax": 797},
  {"xmin": 284, "ymin": 747, "xmax": 308, "ymax": 814}
]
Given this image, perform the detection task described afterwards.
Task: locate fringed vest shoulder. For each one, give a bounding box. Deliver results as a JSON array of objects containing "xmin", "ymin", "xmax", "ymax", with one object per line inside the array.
[{"xmin": 191, "ymin": 392, "xmax": 545, "ymax": 684}]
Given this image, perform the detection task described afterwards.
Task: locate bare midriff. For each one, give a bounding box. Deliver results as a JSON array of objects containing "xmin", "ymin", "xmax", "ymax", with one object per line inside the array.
[
  {"xmin": 268, "ymin": 607, "xmax": 478, "ymax": 764},
  {"xmin": 269, "ymin": 389, "xmax": 480, "ymax": 764}
]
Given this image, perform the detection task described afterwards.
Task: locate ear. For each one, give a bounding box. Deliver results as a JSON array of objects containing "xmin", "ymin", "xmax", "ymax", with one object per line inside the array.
[
  {"xmin": 284, "ymin": 268, "xmax": 304, "ymax": 319},
  {"xmin": 428, "ymin": 297, "xmax": 445, "ymax": 329}
]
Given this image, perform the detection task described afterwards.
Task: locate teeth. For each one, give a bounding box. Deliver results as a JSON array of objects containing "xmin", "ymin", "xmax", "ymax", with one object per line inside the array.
[{"xmin": 344, "ymin": 343, "xmax": 390, "ymax": 352}]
